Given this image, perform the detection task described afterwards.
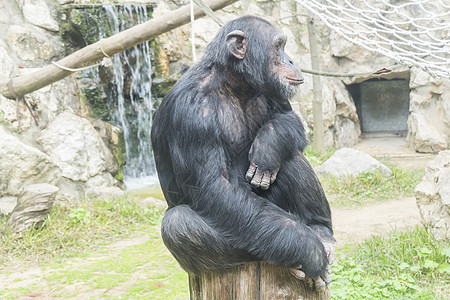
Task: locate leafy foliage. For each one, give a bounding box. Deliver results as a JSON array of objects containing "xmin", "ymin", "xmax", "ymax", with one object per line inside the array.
[{"xmin": 332, "ymin": 226, "xmax": 450, "ymax": 299}]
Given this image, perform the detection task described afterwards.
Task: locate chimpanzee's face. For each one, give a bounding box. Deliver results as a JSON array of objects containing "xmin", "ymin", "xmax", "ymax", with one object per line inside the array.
[
  {"xmin": 270, "ymin": 34, "xmax": 304, "ymax": 100},
  {"xmin": 224, "ymin": 21, "xmax": 303, "ymax": 101}
]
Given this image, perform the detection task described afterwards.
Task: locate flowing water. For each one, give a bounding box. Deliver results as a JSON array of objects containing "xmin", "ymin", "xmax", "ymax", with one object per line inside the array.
[{"xmin": 79, "ymin": 5, "xmax": 158, "ymax": 189}]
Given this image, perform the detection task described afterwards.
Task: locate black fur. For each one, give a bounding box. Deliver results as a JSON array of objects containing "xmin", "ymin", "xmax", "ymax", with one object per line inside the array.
[{"xmin": 151, "ymin": 16, "xmax": 333, "ymax": 279}]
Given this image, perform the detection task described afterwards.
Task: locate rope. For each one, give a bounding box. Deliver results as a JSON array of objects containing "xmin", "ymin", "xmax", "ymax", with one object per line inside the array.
[
  {"xmin": 8, "ymin": 79, "xmax": 39, "ymax": 131},
  {"xmin": 52, "ymin": 39, "xmax": 112, "ymax": 72},
  {"xmin": 99, "ymin": 39, "xmax": 111, "ymax": 58},
  {"xmin": 193, "ymin": 0, "xmax": 224, "ymax": 26},
  {"xmin": 297, "ymin": 0, "xmax": 450, "ymax": 78},
  {"xmin": 8, "ymin": 38, "xmax": 114, "ymax": 130},
  {"xmin": 300, "ymin": 66, "xmax": 400, "ymax": 77},
  {"xmin": 190, "ymin": 0, "xmax": 197, "ymax": 62},
  {"xmin": 52, "ymin": 61, "xmax": 102, "ymax": 72},
  {"xmin": 188, "ymin": 0, "xmax": 225, "ymax": 62}
]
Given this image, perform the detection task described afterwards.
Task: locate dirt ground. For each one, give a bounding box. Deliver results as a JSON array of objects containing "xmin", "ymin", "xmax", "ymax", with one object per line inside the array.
[
  {"xmin": 332, "ymin": 196, "xmax": 420, "ymax": 245},
  {"xmin": 354, "ymin": 136, "xmax": 436, "ymax": 169},
  {"xmin": 333, "ymin": 136, "xmax": 433, "ymax": 245}
]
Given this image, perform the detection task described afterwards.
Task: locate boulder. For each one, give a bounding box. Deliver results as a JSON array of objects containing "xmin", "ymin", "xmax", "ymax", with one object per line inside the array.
[
  {"xmin": 317, "ymin": 148, "xmax": 392, "ymax": 177},
  {"xmin": 7, "ymin": 25, "xmax": 60, "ymax": 66},
  {"xmin": 0, "ymin": 196, "xmax": 18, "ymax": 216},
  {"xmin": 18, "ymin": 0, "xmax": 59, "ymax": 32},
  {"xmin": 89, "ymin": 119, "xmax": 122, "ymax": 151},
  {"xmin": 0, "ymin": 40, "xmax": 14, "ymax": 81},
  {"xmin": 85, "ymin": 173, "xmax": 125, "ymax": 199},
  {"xmin": 415, "ymin": 150, "xmax": 450, "ymax": 239},
  {"xmin": 7, "ymin": 183, "xmax": 58, "ymax": 233},
  {"xmin": 330, "ymin": 30, "xmax": 377, "ymax": 64},
  {"xmin": 410, "ymin": 68, "xmax": 432, "ymax": 89},
  {"xmin": 408, "ymin": 113, "xmax": 448, "ymax": 153},
  {"xmin": 38, "ymin": 112, "xmax": 117, "ymax": 182},
  {"xmin": 139, "ymin": 197, "xmax": 168, "ymax": 211},
  {"xmin": 85, "ymin": 186, "xmax": 125, "ymax": 200},
  {"xmin": 0, "ymin": 126, "xmax": 60, "ymax": 197}
]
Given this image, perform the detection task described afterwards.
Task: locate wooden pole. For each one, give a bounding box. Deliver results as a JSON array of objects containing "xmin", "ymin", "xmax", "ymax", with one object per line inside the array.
[
  {"xmin": 189, "ymin": 262, "xmax": 330, "ymax": 300},
  {"xmin": 0, "ymin": 0, "xmax": 238, "ymax": 99},
  {"xmin": 307, "ymin": 14, "xmax": 325, "ymax": 154}
]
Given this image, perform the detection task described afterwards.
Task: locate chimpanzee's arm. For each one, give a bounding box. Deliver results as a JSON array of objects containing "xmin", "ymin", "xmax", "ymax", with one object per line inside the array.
[{"xmin": 246, "ymin": 111, "xmax": 308, "ymax": 189}]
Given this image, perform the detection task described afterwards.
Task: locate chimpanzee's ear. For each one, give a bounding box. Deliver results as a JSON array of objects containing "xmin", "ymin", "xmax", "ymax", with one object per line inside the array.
[{"xmin": 226, "ymin": 30, "xmax": 247, "ymax": 59}]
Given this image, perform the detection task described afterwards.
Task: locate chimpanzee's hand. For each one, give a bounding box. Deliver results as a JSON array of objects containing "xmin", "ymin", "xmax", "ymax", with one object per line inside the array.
[
  {"xmin": 245, "ymin": 162, "xmax": 279, "ymax": 190},
  {"xmin": 246, "ymin": 135, "xmax": 282, "ymax": 190},
  {"xmin": 290, "ymin": 240, "xmax": 335, "ymax": 290}
]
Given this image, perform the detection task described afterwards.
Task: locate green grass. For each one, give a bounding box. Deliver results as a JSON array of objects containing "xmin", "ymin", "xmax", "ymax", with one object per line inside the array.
[
  {"xmin": 0, "ymin": 197, "xmax": 163, "ymax": 265},
  {"xmin": 40, "ymin": 228, "xmax": 188, "ymax": 299},
  {"xmin": 303, "ymin": 145, "xmax": 425, "ymax": 207},
  {"xmin": 0, "ymin": 197, "xmax": 188, "ymax": 299},
  {"xmin": 0, "ymin": 156, "xmax": 444, "ymax": 299},
  {"xmin": 1, "ymin": 197, "xmax": 448, "ymax": 299},
  {"xmin": 321, "ymin": 165, "xmax": 425, "ymax": 207},
  {"xmin": 332, "ymin": 226, "xmax": 450, "ymax": 299},
  {"xmin": 303, "ymin": 145, "xmax": 337, "ymax": 167}
]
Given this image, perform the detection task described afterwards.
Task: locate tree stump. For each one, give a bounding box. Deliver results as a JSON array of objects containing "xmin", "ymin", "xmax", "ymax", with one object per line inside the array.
[
  {"xmin": 7, "ymin": 183, "xmax": 59, "ymax": 233},
  {"xmin": 189, "ymin": 261, "xmax": 330, "ymax": 300}
]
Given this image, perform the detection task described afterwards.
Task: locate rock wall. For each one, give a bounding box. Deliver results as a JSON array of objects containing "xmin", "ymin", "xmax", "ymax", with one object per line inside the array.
[
  {"xmin": 59, "ymin": 0, "xmax": 450, "ymax": 153},
  {"xmin": 1, "ymin": 0, "xmax": 449, "ymax": 210},
  {"xmin": 408, "ymin": 69, "xmax": 450, "ymax": 152},
  {"xmin": 0, "ymin": 0, "xmax": 124, "ymax": 210},
  {"xmin": 152, "ymin": 0, "xmax": 449, "ymax": 152},
  {"xmin": 0, "ymin": 0, "xmax": 79, "ymax": 132},
  {"xmin": 415, "ymin": 151, "xmax": 450, "ymax": 240},
  {"xmin": 151, "ymin": 0, "xmax": 362, "ymax": 148}
]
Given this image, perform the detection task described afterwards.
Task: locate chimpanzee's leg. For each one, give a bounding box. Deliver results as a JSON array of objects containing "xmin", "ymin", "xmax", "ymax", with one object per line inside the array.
[
  {"xmin": 260, "ymin": 154, "xmax": 332, "ymax": 234},
  {"xmin": 161, "ymin": 205, "xmax": 253, "ymax": 274},
  {"xmin": 259, "ymin": 152, "xmax": 334, "ymax": 258},
  {"xmin": 256, "ymin": 152, "xmax": 335, "ymax": 287}
]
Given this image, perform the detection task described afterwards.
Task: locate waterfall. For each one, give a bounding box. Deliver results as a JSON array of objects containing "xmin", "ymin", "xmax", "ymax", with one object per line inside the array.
[{"xmin": 79, "ymin": 5, "xmax": 157, "ymax": 189}]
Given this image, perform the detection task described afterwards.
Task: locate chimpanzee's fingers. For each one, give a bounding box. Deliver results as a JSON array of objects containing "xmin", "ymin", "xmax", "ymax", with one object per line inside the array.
[
  {"xmin": 270, "ymin": 170, "xmax": 278, "ymax": 184},
  {"xmin": 314, "ymin": 276, "xmax": 326, "ymax": 290},
  {"xmin": 260, "ymin": 172, "xmax": 272, "ymax": 190},
  {"xmin": 247, "ymin": 164, "xmax": 278, "ymax": 189},
  {"xmin": 322, "ymin": 265, "xmax": 332, "ymax": 285},
  {"xmin": 250, "ymin": 170, "xmax": 263, "ymax": 188},
  {"xmin": 289, "ymin": 267, "xmax": 305, "ymax": 280},
  {"xmin": 245, "ymin": 163, "xmax": 257, "ymax": 182}
]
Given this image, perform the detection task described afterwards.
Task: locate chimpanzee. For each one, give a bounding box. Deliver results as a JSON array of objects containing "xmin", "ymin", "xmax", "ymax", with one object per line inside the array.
[{"xmin": 151, "ymin": 15, "xmax": 334, "ymax": 288}]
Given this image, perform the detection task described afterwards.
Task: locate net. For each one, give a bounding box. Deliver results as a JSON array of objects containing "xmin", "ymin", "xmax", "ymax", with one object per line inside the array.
[{"xmin": 298, "ymin": 0, "xmax": 450, "ymax": 78}]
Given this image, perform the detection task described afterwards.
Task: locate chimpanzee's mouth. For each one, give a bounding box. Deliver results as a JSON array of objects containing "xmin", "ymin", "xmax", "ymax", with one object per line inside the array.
[{"xmin": 286, "ymin": 77, "xmax": 304, "ymax": 85}]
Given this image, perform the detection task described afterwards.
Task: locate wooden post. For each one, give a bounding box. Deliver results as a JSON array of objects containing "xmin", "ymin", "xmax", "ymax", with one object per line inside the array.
[
  {"xmin": 307, "ymin": 14, "xmax": 325, "ymax": 154},
  {"xmin": 189, "ymin": 262, "xmax": 330, "ymax": 300}
]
